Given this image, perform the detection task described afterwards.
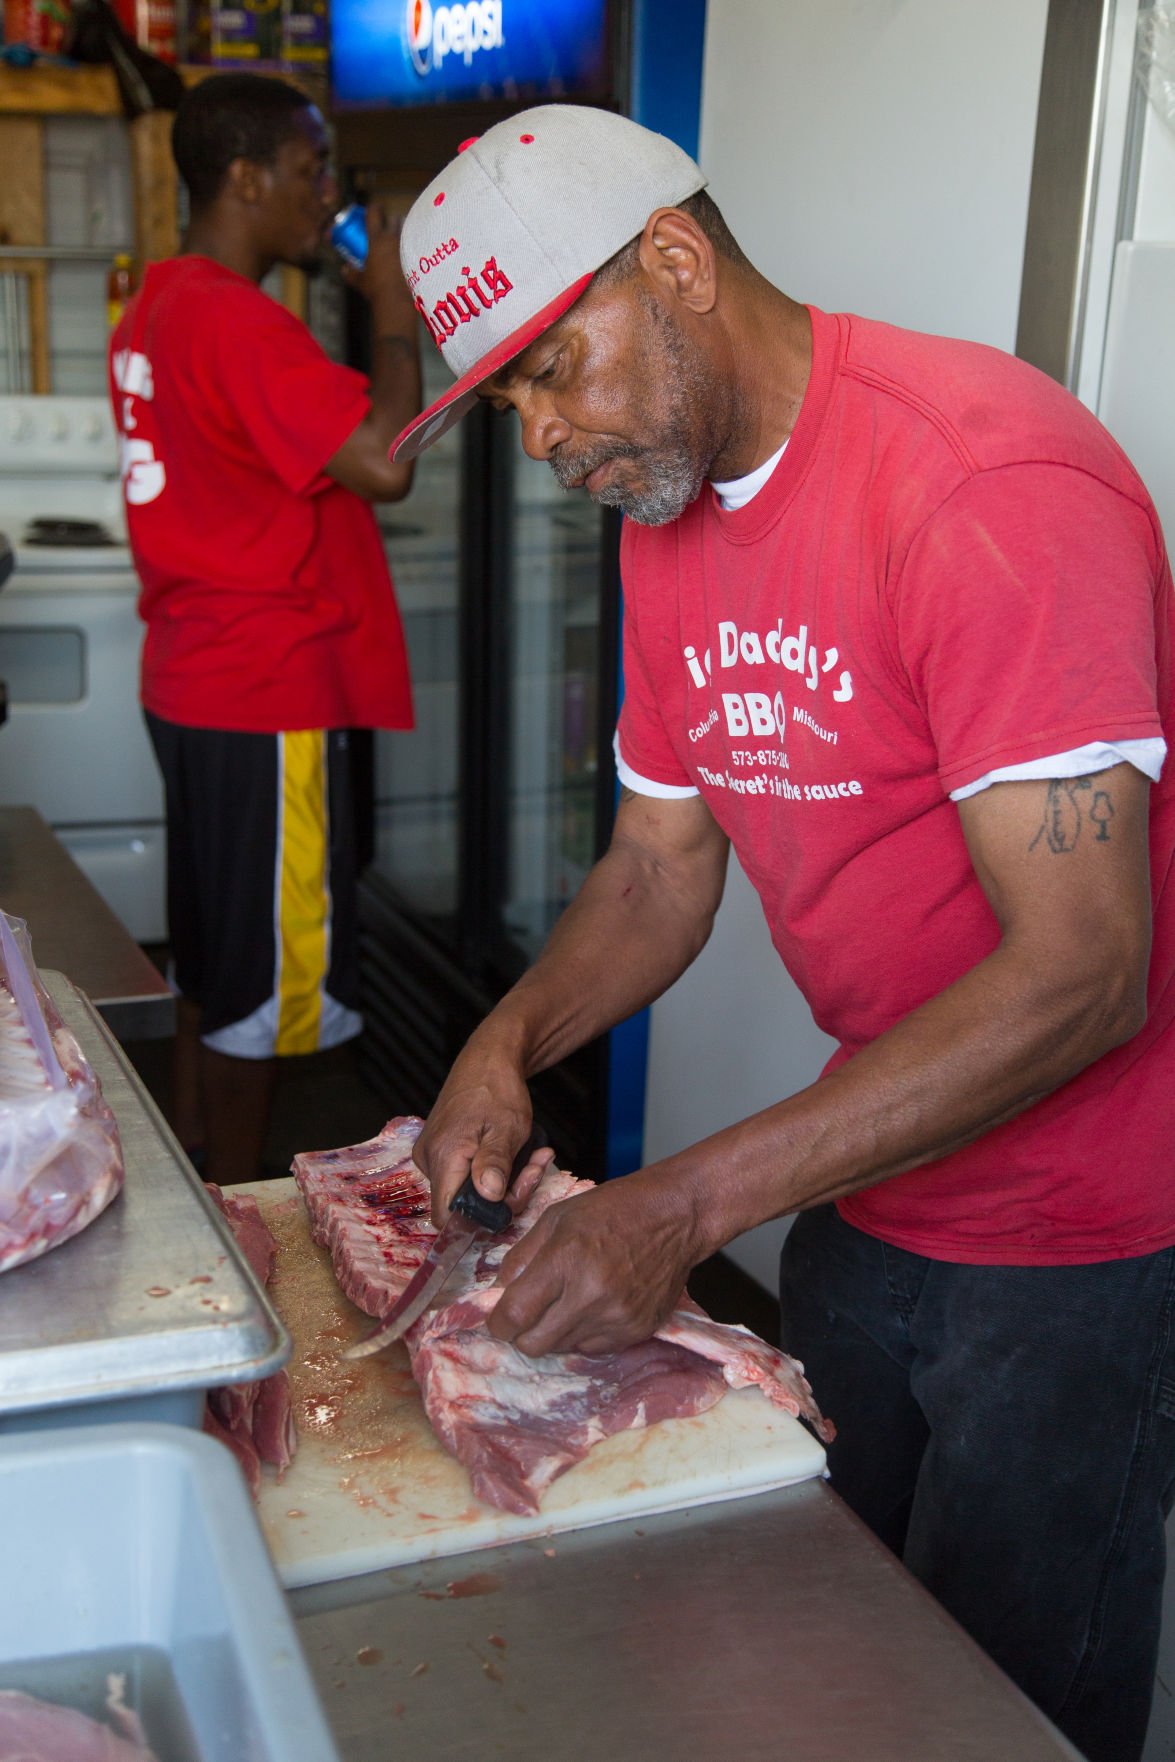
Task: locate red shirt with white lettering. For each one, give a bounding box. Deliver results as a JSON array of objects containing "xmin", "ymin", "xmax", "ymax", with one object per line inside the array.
[
  {"xmin": 109, "ymin": 256, "xmax": 413, "ymax": 733},
  {"xmin": 617, "ymin": 305, "xmax": 1175, "ymax": 1264}
]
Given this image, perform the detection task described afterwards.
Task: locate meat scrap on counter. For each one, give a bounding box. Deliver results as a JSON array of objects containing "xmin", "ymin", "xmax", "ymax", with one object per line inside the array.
[
  {"xmin": 202, "ymin": 1184, "xmax": 296, "ymax": 1495},
  {"xmin": 294, "ymin": 1118, "xmax": 834, "ymax": 1516},
  {"xmin": 0, "ymin": 913, "xmax": 124, "ymax": 1276}
]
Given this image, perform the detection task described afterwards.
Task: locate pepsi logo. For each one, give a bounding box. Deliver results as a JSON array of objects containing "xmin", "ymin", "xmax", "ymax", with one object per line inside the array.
[
  {"xmin": 405, "ymin": 0, "xmax": 503, "ymax": 77},
  {"xmin": 406, "ymin": 0, "xmax": 433, "ymax": 74}
]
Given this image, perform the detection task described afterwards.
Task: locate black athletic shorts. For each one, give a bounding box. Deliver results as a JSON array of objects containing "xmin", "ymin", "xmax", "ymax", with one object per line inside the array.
[{"xmin": 145, "ymin": 713, "xmax": 361, "ymax": 1057}]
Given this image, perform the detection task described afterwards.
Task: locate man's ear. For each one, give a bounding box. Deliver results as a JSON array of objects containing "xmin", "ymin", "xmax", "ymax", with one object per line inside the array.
[
  {"xmin": 636, "ymin": 207, "xmax": 718, "ymax": 316},
  {"xmin": 224, "ymin": 156, "xmax": 270, "ymax": 206}
]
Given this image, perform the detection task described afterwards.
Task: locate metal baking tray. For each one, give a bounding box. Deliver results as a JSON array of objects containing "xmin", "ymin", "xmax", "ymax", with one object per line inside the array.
[{"xmin": 0, "ymin": 972, "xmax": 290, "ymax": 1425}]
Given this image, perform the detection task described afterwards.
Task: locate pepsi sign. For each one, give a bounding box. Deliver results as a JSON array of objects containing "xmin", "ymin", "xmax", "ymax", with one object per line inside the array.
[{"xmin": 331, "ymin": 0, "xmax": 610, "ymax": 110}]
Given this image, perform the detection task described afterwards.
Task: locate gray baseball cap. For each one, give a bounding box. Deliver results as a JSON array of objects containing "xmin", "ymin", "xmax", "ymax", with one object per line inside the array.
[{"xmin": 391, "ymin": 104, "xmax": 706, "ymax": 462}]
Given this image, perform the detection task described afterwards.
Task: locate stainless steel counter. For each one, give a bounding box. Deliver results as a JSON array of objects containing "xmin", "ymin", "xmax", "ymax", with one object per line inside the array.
[
  {"xmin": 0, "ymin": 973, "xmax": 288, "ymax": 1430},
  {"xmin": 290, "ymin": 1479, "xmax": 1083, "ymax": 1762},
  {"xmin": 0, "ymin": 805, "xmax": 173, "ymax": 1039}
]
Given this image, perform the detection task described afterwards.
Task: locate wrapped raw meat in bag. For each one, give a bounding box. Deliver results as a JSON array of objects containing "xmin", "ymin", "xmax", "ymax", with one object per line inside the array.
[{"xmin": 0, "ymin": 914, "xmax": 124, "ymax": 1274}]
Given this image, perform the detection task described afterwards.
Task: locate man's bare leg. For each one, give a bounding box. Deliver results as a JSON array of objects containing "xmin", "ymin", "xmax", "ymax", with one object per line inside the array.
[{"xmin": 201, "ymin": 1046, "xmax": 278, "ymax": 1185}]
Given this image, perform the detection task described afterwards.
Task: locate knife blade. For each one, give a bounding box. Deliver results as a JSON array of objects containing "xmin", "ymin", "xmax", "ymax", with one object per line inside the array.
[{"xmin": 340, "ymin": 1129, "xmax": 548, "ymax": 1361}]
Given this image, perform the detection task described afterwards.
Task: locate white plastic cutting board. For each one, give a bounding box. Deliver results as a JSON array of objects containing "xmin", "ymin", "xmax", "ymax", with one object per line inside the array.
[{"xmin": 231, "ymin": 1178, "xmax": 826, "ymax": 1590}]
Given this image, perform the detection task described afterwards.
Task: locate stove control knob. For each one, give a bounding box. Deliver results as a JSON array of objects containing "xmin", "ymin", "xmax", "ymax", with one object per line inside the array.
[
  {"xmin": 83, "ymin": 413, "xmax": 103, "ymax": 443},
  {"xmin": 49, "ymin": 412, "xmax": 69, "ymax": 442},
  {"xmin": 7, "ymin": 409, "xmax": 32, "ymax": 443}
]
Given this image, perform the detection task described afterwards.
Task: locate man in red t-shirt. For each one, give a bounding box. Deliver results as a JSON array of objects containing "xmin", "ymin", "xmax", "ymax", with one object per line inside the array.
[
  {"xmin": 389, "ymin": 109, "xmax": 1175, "ymax": 1762},
  {"xmin": 109, "ymin": 74, "xmax": 420, "ymax": 1184}
]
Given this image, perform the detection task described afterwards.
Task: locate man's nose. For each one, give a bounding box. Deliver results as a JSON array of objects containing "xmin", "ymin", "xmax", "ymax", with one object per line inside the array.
[{"xmin": 518, "ymin": 400, "xmax": 572, "ymax": 462}]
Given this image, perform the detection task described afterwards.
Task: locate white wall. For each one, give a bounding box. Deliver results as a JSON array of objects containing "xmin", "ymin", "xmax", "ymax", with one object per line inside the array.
[
  {"xmin": 643, "ymin": 0, "xmax": 1051, "ymax": 1291},
  {"xmin": 643, "ymin": 857, "xmax": 835, "ymax": 1291},
  {"xmin": 698, "ymin": 0, "xmax": 1049, "ymax": 349}
]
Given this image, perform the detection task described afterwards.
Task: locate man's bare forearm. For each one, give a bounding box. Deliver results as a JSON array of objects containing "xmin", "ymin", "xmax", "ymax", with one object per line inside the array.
[{"xmin": 366, "ymin": 287, "xmax": 422, "ymax": 449}]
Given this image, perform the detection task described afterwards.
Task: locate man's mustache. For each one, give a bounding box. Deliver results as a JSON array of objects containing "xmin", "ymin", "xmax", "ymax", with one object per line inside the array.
[{"xmin": 548, "ymin": 439, "xmax": 643, "ymax": 491}]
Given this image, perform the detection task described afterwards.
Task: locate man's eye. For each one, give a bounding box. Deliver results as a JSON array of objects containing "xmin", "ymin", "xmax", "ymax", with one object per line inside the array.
[{"xmin": 535, "ymin": 357, "xmax": 560, "ymax": 384}]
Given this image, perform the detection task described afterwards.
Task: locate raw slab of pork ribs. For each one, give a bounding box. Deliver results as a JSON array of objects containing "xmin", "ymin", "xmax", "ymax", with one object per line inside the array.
[{"xmin": 294, "ymin": 1117, "xmax": 833, "ymax": 1515}]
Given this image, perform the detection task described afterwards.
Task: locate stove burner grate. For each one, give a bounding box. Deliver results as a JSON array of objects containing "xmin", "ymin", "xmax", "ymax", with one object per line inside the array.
[{"xmin": 23, "ymin": 517, "xmax": 117, "ymax": 549}]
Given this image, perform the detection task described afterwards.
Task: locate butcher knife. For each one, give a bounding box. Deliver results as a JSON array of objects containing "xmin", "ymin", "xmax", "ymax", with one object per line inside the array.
[{"xmin": 341, "ymin": 1130, "xmax": 548, "ymax": 1360}]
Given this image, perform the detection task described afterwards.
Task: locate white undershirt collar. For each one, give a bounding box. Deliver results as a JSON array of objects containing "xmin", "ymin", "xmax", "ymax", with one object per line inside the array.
[{"xmin": 711, "ymin": 439, "xmax": 790, "ymax": 512}]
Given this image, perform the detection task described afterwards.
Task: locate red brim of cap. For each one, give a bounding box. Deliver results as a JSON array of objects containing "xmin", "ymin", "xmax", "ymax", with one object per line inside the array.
[{"xmin": 389, "ymin": 272, "xmax": 594, "ymax": 463}]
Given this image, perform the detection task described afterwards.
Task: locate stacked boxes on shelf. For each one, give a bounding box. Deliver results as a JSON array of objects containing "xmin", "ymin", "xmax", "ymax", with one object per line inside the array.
[{"xmin": 186, "ymin": 0, "xmax": 327, "ymax": 69}]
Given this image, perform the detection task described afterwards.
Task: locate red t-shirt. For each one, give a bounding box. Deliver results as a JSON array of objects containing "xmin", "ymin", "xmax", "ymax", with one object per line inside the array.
[
  {"xmin": 108, "ymin": 256, "xmax": 413, "ymax": 734},
  {"xmin": 617, "ymin": 306, "xmax": 1175, "ymax": 1265}
]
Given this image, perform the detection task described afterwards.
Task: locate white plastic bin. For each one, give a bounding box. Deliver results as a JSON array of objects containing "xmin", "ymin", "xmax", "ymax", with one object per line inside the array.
[{"xmin": 0, "ymin": 1424, "xmax": 341, "ymax": 1762}]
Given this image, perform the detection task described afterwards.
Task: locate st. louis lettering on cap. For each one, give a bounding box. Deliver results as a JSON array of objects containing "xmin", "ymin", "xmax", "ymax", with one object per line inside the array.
[{"xmin": 391, "ymin": 105, "xmax": 706, "ymax": 462}]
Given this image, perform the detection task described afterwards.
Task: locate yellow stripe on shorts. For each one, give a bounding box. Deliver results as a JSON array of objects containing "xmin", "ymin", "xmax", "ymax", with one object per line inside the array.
[{"xmin": 275, "ymin": 730, "xmax": 329, "ymax": 1056}]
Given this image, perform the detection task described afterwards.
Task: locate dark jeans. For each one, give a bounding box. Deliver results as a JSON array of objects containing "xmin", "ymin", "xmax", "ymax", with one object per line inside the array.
[{"xmin": 780, "ymin": 1204, "xmax": 1175, "ymax": 1762}]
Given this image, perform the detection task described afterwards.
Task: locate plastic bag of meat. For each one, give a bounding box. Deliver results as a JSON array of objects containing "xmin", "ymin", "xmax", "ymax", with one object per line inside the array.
[
  {"xmin": 0, "ymin": 1675, "xmax": 158, "ymax": 1759},
  {"xmin": 0, "ymin": 913, "xmax": 124, "ymax": 1275}
]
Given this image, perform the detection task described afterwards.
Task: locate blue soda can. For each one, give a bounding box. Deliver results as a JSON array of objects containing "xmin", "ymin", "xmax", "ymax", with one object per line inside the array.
[{"xmin": 330, "ymin": 204, "xmax": 368, "ymax": 271}]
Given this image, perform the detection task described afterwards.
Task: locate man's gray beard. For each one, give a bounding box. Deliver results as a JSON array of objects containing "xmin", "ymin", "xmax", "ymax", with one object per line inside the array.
[
  {"xmin": 549, "ymin": 442, "xmax": 702, "ymax": 526},
  {"xmin": 590, "ymin": 448, "xmax": 707, "ymax": 526}
]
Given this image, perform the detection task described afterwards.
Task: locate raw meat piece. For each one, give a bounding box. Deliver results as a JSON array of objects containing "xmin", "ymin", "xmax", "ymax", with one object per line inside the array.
[
  {"xmin": 0, "ymin": 914, "xmax": 124, "ymax": 1275},
  {"xmin": 203, "ymin": 1184, "xmax": 296, "ymax": 1491},
  {"xmin": 251, "ymin": 1367, "xmax": 297, "ymax": 1473},
  {"xmin": 293, "ymin": 1117, "xmax": 430, "ymax": 1314},
  {"xmin": 204, "ymin": 1401, "xmax": 261, "ymax": 1498},
  {"xmin": 294, "ymin": 1121, "xmax": 833, "ymax": 1513},
  {"xmin": 660, "ymin": 1306, "xmax": 836, "ymax": 1442},
  {"xmin": 0, "ymin": 1676, "xmax": 157, "ymax": 1759},
  {"xmin": 412, "ymin": 1300, "xmax": 728, "ymax": 1514},
  {"xmin": 208, "ymin": 1186, "xmax": 276, "ymax": 1286}
]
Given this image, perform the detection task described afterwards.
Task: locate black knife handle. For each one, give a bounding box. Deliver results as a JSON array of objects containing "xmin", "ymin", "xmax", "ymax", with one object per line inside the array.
[
  {"xmin": 451, "ymin": 1177, "xmax": 513, "ymax": 1233},
  {"xmin": 451, "ymin": 1126, "xmax": 549, "ymax": 1234}
]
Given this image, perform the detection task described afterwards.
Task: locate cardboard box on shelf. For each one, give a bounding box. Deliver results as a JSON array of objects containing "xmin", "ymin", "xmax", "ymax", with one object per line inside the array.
[
  {"xmin": 280, "ymin": 0, "xmax": 325, "ymax": 67},
  {"xmin": 187, "ymin": 0, "xmax": 283, "ymax": 67}
]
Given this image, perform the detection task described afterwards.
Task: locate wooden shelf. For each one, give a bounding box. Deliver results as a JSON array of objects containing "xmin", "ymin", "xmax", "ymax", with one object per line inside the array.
[
  {"xmin": 0, "ymin": 63, "xmax": 122, "ymax": 115},
  {"xmin": 0, "ymin": 60, "xmax": 326, "ymax": 117}
]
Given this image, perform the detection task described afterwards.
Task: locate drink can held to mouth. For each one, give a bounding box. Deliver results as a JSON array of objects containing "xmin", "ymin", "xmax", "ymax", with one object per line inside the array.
[{"xmin": 330, "ymin": 204, "xmax": 368, "ymax": 271}]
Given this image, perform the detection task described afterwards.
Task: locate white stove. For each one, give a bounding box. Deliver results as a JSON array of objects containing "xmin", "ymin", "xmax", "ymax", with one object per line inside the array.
[{"xmin": 0, "ymin": 395, "xmax": 165, "ymax": 944}]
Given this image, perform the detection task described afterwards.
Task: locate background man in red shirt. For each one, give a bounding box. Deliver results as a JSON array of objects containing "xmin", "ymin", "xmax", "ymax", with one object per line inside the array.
[
  {"xmin": 110, "ymin": 74, "xmax": 420, "ymax": 1184},
  {"xmin": 397, "ymin": 107, "xmax": 1175, "ymax": 1762}
]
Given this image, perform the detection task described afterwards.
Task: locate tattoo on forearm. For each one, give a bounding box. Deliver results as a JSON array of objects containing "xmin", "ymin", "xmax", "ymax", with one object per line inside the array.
[{"xmin": 1029, "ymin": 776, "xmax": 1115, "ymax": 853}]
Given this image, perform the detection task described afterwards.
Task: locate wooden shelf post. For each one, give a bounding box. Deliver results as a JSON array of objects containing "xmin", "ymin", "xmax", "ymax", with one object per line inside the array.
[
  {"xmin": 0, "ymin": 114, "xmax": 51, "ymax": 392},
  {"xmin": 130, "ymin": 108, "xmax": 180, "ymax": 264}
]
